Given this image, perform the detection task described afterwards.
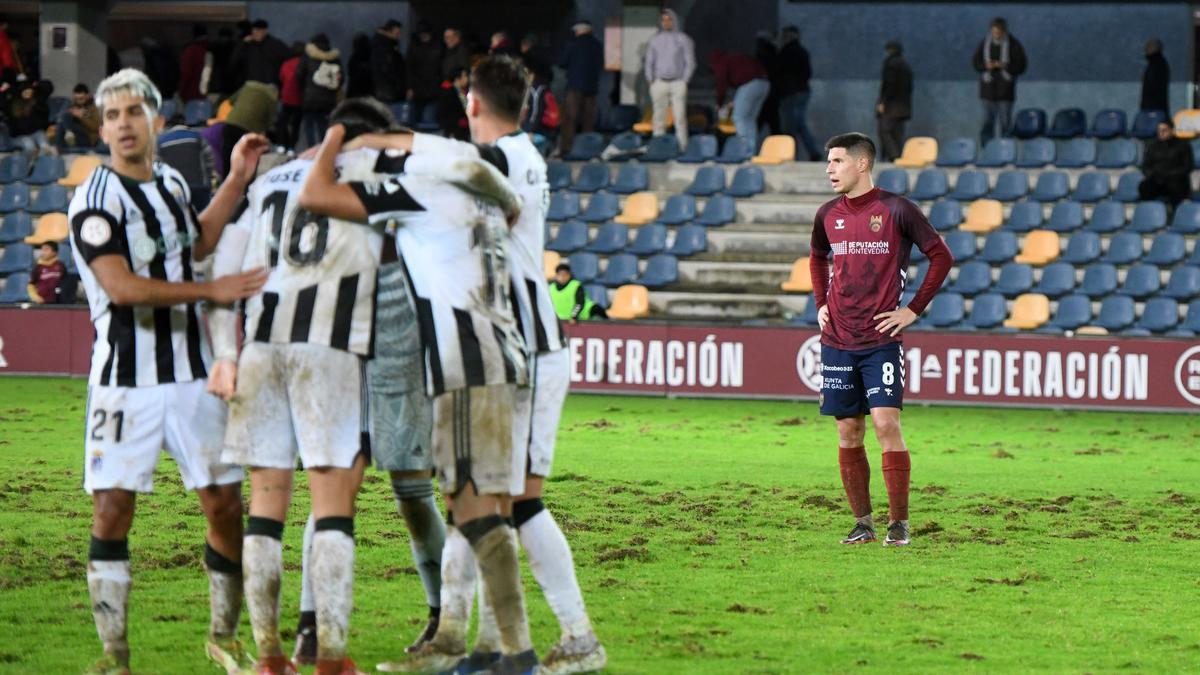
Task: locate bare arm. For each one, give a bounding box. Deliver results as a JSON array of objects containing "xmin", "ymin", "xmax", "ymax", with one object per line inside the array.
[
  {"xmin": 88, "ymin": 254, "xmax": 266, "ymax": 307},
  {"xmin": 193, "ymin": 133, "xmax": 271, "ymax": 259},
  {"xmin": 298, "ymin": 125, "xmax": 370, "ymax": 223}
]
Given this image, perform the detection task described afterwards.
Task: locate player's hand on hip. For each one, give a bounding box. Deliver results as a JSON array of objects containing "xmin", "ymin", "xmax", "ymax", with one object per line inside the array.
[
  {"xmin": 206, "ymin": 267, "xmax": 268, "ymax": 304},
  {"xmin": 874, "ymin": 306, "xmax": 918, "ymax": 337},
  {"xmin": 208, "ymin": 360, "xmax": 238, "ymax": 401},
  {"xmin": 228, "ymin": 133, "xmax": 271, "ymax": 185},
  {"xmin": 817, "ymin": 304, "xmax": 830, "ymax": 331}
]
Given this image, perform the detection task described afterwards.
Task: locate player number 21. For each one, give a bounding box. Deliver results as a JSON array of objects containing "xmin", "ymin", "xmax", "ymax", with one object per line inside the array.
[{"xmin": 90, "ymin": 408, "xmax": 124, "ymax": 443}]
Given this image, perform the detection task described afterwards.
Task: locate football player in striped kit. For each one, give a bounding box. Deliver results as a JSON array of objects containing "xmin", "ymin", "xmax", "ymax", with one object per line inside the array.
[{"xmin": 68, "ymin": 68, "xmax": 269, "ymax": 675}]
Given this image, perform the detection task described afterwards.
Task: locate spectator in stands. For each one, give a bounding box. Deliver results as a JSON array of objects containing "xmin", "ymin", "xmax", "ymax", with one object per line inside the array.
[
  {"xmin": 158, "ymin": 121, "xmax": 216, "ymax": 209},
  {"xmin": 28, "ymin": 242, "xmax": 65, "ymax": 305},
  {"xmin": 489, "ymin": 31, "xmax": 518, "ymax": 57},
  {"xmin": 1141, "ymin": 38, "xmax": 1169, "ymax": 115},
  {"xmin": 275, "ymin": 42, "xmax": 304, "ymax": 148},
  {"xmin": 710, "ymin": 49, "xmax": 770, "ymax": 148},
  {"xmin": 298, "ymin": 33, "xmax": 343, "ymax": 148},
  {"xmin": 370, "ymin": 19, "xmax": 406, "ymax": 104},
  {"xmin": 54, "ymin": 83, "xmax": 100, "ymax": 152},
  {"xmin": 519, "ymin": 33, "xmax": 551, "ymax": 85},
  {"xmin": 347, "ymin": 33, "xmax": 373, "ymax": 98},
  {"xmin": 207, "ymin": 27, "xmax": 236, "ymax": 97},
  {"xmin": 972, "ymin": 17, "xmax": 1027, "ymax": 146},
  {"xmin": 221, "ymin": 80, "xmax": 277, "ymax": 177},
  {"xmin": 230, "ymin": 19, "xmax": 290, "ymax": 88},
  {"xmin": 178, "ymin": 25, "xmax": 210, "ymax": 103},
  {"xmin": 436, "ymin": 66, "xmax": 470, "ymax": 140},
  {"xmin": 645, "ymin": 9, "xmax": 694, "ymax": 148},
  {"xmin": 877, "ymin": 41, "xmax": 912, "ymax": 163},
  {"xmin": 558, "ymin": 20, "xmax": 604, "ymax": 156},
  {"xmin": 0, "ymin": 16, "xmax": 21, "ymax": 83},
  {"xmin": 523, "ymin": 61, "xmax": 558, "ymax": 141},
  {"xmin": 1139, "ymin": 119, "xmax": 1193, "ymax": 206},
  {"xmin": 142, "ymin": 37, "xmax": 180, "ymax": 101},
  {"xmin": 756, "ymin": 30, "xmax": 781, "ymax": 136},
  {"xmin": 550, "ymin": 263, "xmax": 606, "ymax": 322},
  {"xmin": 442, "ymin": 27, "xmax": 470, "ymax": 81},
  {"xmin": 777, "ymin": 26, "xmax": 820, "ymax": 161},
  {"xmin": 406, "ymin": 22, "xmax": 441, "ymax": 125},
  {"xmin": 8, "ymin": 80, "xmax": 51, "ymax": 155}
]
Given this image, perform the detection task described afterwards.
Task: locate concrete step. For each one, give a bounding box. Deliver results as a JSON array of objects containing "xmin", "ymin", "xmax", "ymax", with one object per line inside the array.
[
  {"xmin": 678, "ymin": 260, "xmax": 793, "ymax": 288},
  {"xmin": 575, "ymin": 192, "xmax": 823, "ymax": 225},
  {"xmin": 649, "ymin": 291, "xmax": 810, "ymax": 320}
]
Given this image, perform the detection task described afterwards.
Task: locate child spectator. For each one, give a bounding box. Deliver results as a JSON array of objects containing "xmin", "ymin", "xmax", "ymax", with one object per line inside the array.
[{"xmin": 28, "ymin": 241, "xmax": 66, "ymax": 304}]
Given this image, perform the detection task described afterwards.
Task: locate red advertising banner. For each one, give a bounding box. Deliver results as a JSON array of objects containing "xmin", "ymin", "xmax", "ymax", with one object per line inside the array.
[{"xmin": 3, "ymin": 307, "xmax": 1199, "ymax": 412}]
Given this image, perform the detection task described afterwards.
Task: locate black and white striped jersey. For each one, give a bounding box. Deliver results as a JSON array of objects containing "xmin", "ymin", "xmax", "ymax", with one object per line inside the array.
[
  {"xmin": 224, "ymin": 151, "xmax": 384, "ymax": 356},
  {"xmin": 411, "ymin": 132, "xmax": 565, "ymax": 355},
  {"xmin": 348, "ymin": 153, "xmax": 527, "ymax": 397},
  {"xmin": 68, "ymin": 162, "xmax": 211, "ymax": 387}
]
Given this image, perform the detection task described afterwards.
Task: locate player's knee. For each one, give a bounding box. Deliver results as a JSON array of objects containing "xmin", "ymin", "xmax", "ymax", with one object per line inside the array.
[
  {"xmin": 391, "ymin": 476, "xmax": 435, "ymax": 503},
  {"xmin": 92, "ymin": 492, "xmax": 134, "ymax": 536},
  {"xmin": 210, "ymin": 496, "xmax": 244, "ymax": 532},
  {"xmin": 836, "ymin": 418, "xmax": 867, "ymax": 445},
  {"xmin": 512, "ymin": 497, "xmax": 545, "ymax": 529},
  {"xmin": 871, "ymin": 415, "xmax": 901, "ymax": 440}
]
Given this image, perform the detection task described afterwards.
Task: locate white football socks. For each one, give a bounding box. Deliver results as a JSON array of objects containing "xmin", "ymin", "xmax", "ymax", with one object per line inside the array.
[
  {"xmin": 519, "ymin": 509, "xmax": 593, "ymax": 639},
  {"xmin": 87, "ymin": 559, "xmax": 131, "ymax": 664},
  {"xmin": 242, "ymin": 533, "xmax": 284, "ymax": 657},
  {"xmin": 311, "ymin": 528, "xmax": 355, "ymax": 660}
]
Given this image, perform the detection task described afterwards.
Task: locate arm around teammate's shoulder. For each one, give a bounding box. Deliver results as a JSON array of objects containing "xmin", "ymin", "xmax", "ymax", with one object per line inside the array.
[
  {"xmin": 194, "ymin": 133, "xmax": 271, "ymax": 260},
  {"xmin": 299, "ymin": 124, "xmax": 370, "ymax": 223}
]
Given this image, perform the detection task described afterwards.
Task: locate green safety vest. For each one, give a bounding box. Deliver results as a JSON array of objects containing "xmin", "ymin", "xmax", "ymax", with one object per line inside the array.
[{"xmin": 549, "ymin": 279, "xmax": 593, "ymax": 320}]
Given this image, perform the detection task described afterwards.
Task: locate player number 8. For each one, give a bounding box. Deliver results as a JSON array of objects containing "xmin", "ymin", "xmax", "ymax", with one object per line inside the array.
[{"xmin": 882, "ymin": 362, "xmax": 895, "ymax": 386}]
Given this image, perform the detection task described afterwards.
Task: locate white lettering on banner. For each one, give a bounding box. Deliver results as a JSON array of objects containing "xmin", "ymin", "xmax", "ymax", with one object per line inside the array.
[
  {"xmin": 0, "ymin": 335, "xmax": 6, "ymax": 368},
  {"xmin": 607, "ymin": 339, "xmax": 623, "ymax": 384},
  {"xmin": 569, "ymin": 336, "xmax": 745, "ymax": 390},
  {"xmin": 625, "ymin": 340, "xmax": 644, "ymax": 384},
  {"xmin": 1023, "ymin": 351, "xmax": 1042, "ymax": 397},
  {"xmin": 944, "ymin": 347, "xmax": 1148, "ymax": 402},
  {"xmin": 1174, "ymin": 345, "xmax": 1200, "ymax": 406},
  {"xmin": 646, "ymin": 341, "xmax": 664, "ymax": 385},
  {"xmin": 796, "ymin": 335, "xmax": 824, "ymax": 392},
  {"xmin": 964, "ymin": 350, "xmax": 979, "ymax": 395},
  {"xmin": 1004, "ymin": 351, "xmax": 1020, "ymax": 396},
  {"xmin": 982, "ymin": 350, "xmax": 1002, "ymax": 396},
  {"xmin": 666, "ymin": 341, "xmax": 685, "ymax": 386},
  {"xmin": 569, "ymin": 337, "xmax": 584, "ymax": 383},
  {"xmin": 585, "ymin": 338, "xmax": 604, "ymax": 383}
]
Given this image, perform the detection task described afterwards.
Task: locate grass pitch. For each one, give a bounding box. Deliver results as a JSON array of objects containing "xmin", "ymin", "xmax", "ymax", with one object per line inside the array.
[{"xmin": 1, "ymin": 377, "xmax": 1198, "ymax": 673}]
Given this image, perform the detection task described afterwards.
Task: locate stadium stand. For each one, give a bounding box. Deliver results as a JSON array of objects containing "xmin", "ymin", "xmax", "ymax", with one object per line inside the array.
[
  {"xmin": 929, "ymin": 199, "xmax": 962, "ymax": 231},
  {"xmin": 642, "ymin": 135, "xmax": 679, "ymax": 162},
  {"xmin": 988, "ymin": 170, "xmax": 1028, "ymax": 201},
  {"xmin": 1003, "ymin": 293, "xmax": 1051, "ymax": 329},
  {"xmin": 1046, "ymin": 108, "xmax": 1087, "ymax": 138},
  {"xmin": 571, "ymin": 163, "xmax": 609, "ymax": 192},
  {"xmin": 751, "ymin": 135, "xmax": 796, "ymax": 165},
  {"xmin": 626, "ymin": 224, "xmax": 669, "ymax": 256},
  {"xmin": 976, "ymin": 138, "xmax": 1017, "ymax": 167},
  {"xmin": 875, "ymin": 168, "xmax": 908, "ymax": 194},
  {"xmin": 613, "ymin": 192, "xmax": 659, "ymax": 226},
  {"xmin": 908, "ymin": 169, "xmax": 948, "ymax": 200},
  {"xmin": 1005, "ymin": 200, "xmax": 1043, "ymax": 232},
  {"xmin": 1015, "ymin": 137, "xmax": 1055, "ymax": 168},
  {"xmin": 685, "ymin": 166, "xmax": 725, "ymax": 196},
  {"xmin": 1011, "ymin": 109, "xmax": 1046, "ymax": 139},
  {"xmin": 608, "ymin": 284, "xmax": 650, "ymax": 320},
  {"xmin": 1013, "ymin": 230, "xmax": 1060, "ymax": 265},
  {"xmin": 893, "ymin": 137, "xmax": 937, "ymax": 168},
  {"xmin": 1131, "ymin": 110, "xmax": 1167, "ymax": 139},
  {"xmin": 580, "ymin": 192, "xmax": 619, "ymax": 222},
  {"xmin": 26, "ymin": 213, "xmax": 69, "ymax": 243},
  {"xmin": 935, "ymin": 137, "xmax": 976, "ymax": 167},
  {"xmin": 1128, "ymin": 201, "xmax": 1168, "ymax": 233},
  {"xmin": 717, "ymin": 137, "xmax": 754, "ymax": 164},
  {"xmin": 585, "ymin": 221, "xmax": 629, "ymax": 254},
  {"xmin": 1089, "ymin": 109, "xmax": 1127, "ymax": 139},
  {"xmin": 0, "ymin": 211, "xmax": 32, "ymax": 243},
  {"xmin": 960, "ymin": 199, "xmax": 1002, "ymax": 233},
  {"xmin": 780, "ymin": 257, "xmax": 813, "ymax": 293},
  {"xmin": 726, "ymin": 166, "xmax": 764, "ymax": 197},
  {"xmin": 656, "ymin": 194, "xmax": 696, "ymax": 226},
  {"xmin": 611, "ymin": 164, "xmax": 650, "ymax": 194},
  {"xmin": 949, "ymin": 171, "xmax": 988, "ymax": 201},
  {"xmin": 635, "ymin": 254, "xmax": 679, "ymax": 288}
]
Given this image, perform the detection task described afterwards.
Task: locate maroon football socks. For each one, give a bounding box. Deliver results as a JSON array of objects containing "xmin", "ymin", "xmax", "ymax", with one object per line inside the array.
[
  {"xmin": 837, "ymin": 446, "xmax": 872, "ymax": 518},
  {"xmin": 881, "ymin": 451, "xmax": 911, "ymax": 522}
]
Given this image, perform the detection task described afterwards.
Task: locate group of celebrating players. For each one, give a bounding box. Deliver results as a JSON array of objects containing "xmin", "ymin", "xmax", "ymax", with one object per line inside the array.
[{"xmin": 71, "ymin": 55, "xmax": 604, "ymax": 675}]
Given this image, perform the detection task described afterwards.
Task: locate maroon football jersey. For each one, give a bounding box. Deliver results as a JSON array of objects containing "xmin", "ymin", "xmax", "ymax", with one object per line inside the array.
[{"xmin": 810, "ymin": 188, "xmax": 952, "ymax": 351}]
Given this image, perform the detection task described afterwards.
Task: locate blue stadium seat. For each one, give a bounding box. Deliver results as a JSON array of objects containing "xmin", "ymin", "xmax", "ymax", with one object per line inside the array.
[
  {"xmin": 416, "ymin": 103, "xmax": 439, "ymax": 132},
  {"xmin": 1011, "ymin": 108, "xmax": 1046, "ymax": 139},
  {"xmin": 685, "ymin": 166, "xmax": 725, "ymax": 196},
  {"xmin": 547, "ymin": 220, "xmax": 589, "ymax": 253},
  {"xmin": 1100, "ymin": 232, "xmax": 1143, "ymax": 265},
  {"xmin": 677, "ymin": 134, "xmax": 718, "ymax": 163},
  {"xmin": 989, "ymin": 170, "xmax": 1028, "ymax": 201},
  {"xmin": 1169, "ymin": 201, "xmax": 1200, "ymax": 234},
  {"xmin": 696, "ymin": 195, "xmax": 737, "ymax": 227},
  {"xmin": 0, "ymin": 154, "xmax": 30, "ymax": 184},
  {"xmin": 0, "ymin": 183, "xmax": 30, "ymax": 213},
  {"xmin": 636, "ymin": 253, "xmax": 678, "ymax": 288},
  {"xmin": 567, "ymin": 252, "xmax": 600, "ymax": 283},
  {"xmin": 159, "ymin": 98, "xmax": 180, "ymax": 123},
  {"xmin": 1174, "ymin": 300, "xmax": 1200, "ymax": 336},
  {"xmin": 1163, "ymin": 266, "xmax": 1200, "ymax": 300},
  {"xmin": 876, "ymin": 168, "xmax": 908, "ymax": 194},
  {"xmin": 793, "ymin": 294, "xmax": 820, "ymax": 326},
  {"xmin": 1085, "ymin": 201, "xmax": 1126, "ymax": 233},
  {"xmin": 28, "ymin": 184, "xmax": 69, "ymax": 215},
  {"xmin": 584, "ymin": 283, "xmax": 610, "ymax": 310},
  {"xmin": 0, "ymin": 271, "xmax": 30, "ymax": 303},
  {"xmin": 995, "ymin": 262, "xmax": 1034, "ymax": 297},
  {"xmin": 1080, "ymin": 263, "xmax": 1118, "ymax": 297},
  {"xmin": 611, "ymin": 164, "xmax": 649, "ymax": 194},
  {"xmin": 599, "ymin": 104, "xmax": 640, "ymax": 132},
  {"xmin": 1094, "ymin": 138, "xmax": 1138, "ymax": 169},
  {"xmin": 1112, "ymin": 172, "xmax": 1142, "ymax": 202},
  {"xmin": 183, "ymin": 98, "xmax": 213, "ymax": 126},
  {"xmin": 1128, "ymin": 201, "xmax": 1168, "ymax": 233},
  {"xmin": 60, "ymin": 239, "xmax": 77, "ymax": 274},
  {"xmin": 1015, "ymin": 138, "xmax": 1055, "ymax": 168},
  {"xmin": 936, "ymin": 137, "xmax": 976, "ymax": 167},
  {"xmin": 1033, "ymin": 262, "xmax": 1077, "ymax": 298},
  {"xmin": 929, "ymin": 199, "xmax": 962, "ymax": 231},
  {"xmin": 1004, "ymin": 200, "xmax": 1043, "ymax": 233},
  {"xmin": 580, "ymin": 192, "xmax": 620, "ymax": 223},
  {"xmin": 1134, "ymin": 297, "xmax": 1180, "ymax": 334},
  {"xmin": 1131, "ymin": 110, "xmax": 1167, "ymax": 139},
  {"xmin": 597, "ymin": 253, "xmax": 639, "ymax": 287},
  {"xmin": 585, "ymin": 221, "xmax": 629, "ymax": 253},
  {"xmin": 1043, "ymin": 294, "xmax": 1093, "ymax": 332},
  {"xmin": 1192, "ymin": 140, "xmax": 1200, "ymax": 169},
  {"xmin": 976, "ymin": 138, "xmax": 1016, "ymax": 167},
  {"xmin": 389, "ymin": 101, "xmax": 414, "ymax": 126},
  {"xmin": 978, "ymin": 231, "xmax": 1019, "ymax": 263},
  {"xmin": 908, "ymin": 169, "xmax": 949, "ymax": 201},
  {"xmin": 608, "ymin": 131, "xmax": 643, "ymax": 153},
  {"xmin": 1189, "ymin": 242, "xmax": 1200, "ymax": 266},
  {"xmin": 0, "ymin": 128, "xmax": 13, "ymax": 153},
  {"xmin": 1031, "ymin": 171, "xmax": 1069, "ymax": 202},
  {"xmin": 909, "ymin": 261, "xmax": 930, "ymax": 289},
  {"xmin": 1089, "ymin": 109, "xmax": 1127, "ymax": 139},
  {"xmin": 26, "ymin": 156, "xmax": 65, "ymax": 185},
  {"xmin": 944, "ymin": 230, "xmax": 978, "ymax": 262},
  {"xmin": 657, "ymin": 195, "xmax": 696, "ymax": 226},
  {"xmin": 0, "ymin": 211, "xmax": 32, "ymax": 243},
  {"xmin": 949, "ymin": 170, "xmax": 988, "ymax": 201},
  {"xmin": 1055, "ymin": 138, "xmax": 1097, "ymax": 168},
  {"xmin": 547, "ymin": 162, "xmax": 571, "ymax": 191},
  {"xmin": 1070, "ymin": 172, "xmax": 1109, "ymax": 202},
  {"xmin": 565, "ymin": 132, "xmax": 606, "ymax": 161},
  {"xmin": 949, "ymin": 261, "xmax": 991, "ymax": 296},
  {"xmin": 726, "ymin": 166, "xmax": 764, "ymax": 197},
  {"xmin": 546, "ymin": 191, "xmax": 580, "ymax": 221},
  {"xmin": 1143, "ymin": 233, "xmax": 1186, "ymax": 266},
  {"xmin": 1046, "ymin": 108, "xmax": 1087, "ymax": 138},
  {"xmin": 717, "ymin": 136, "xmax": 753, "ymax": 164},
  {"xmin": 910, "ymin": 242, "xmax": 926, "ymax": 263},
  {"xmin": 626, "ymin": 223, "xmax": 669, "ymax": 256},
  {"xmin": 570, "ymin": 163, "xmax": 609, "ymax": 192},
  {"xmin": 1094, "ymin": 294, "xmax": 1136, "ymax": 331},
  {"xmin": 0, "ymin": 242, "xmax": 33, "ymax": 273},
  {"xmin": 925, "ymin": 292, "xmax": 965, "ymax": 328},
  {"xmin": 964, "ymin": 292, "xmax": 1007, "ymax": 329},
  {"xmin": 642, "ymin": 135, "xmax": 680, "ymax": 162},
  {"xmin": 1060, "ymin": 231, "xmax": 1102, "ymax": 264},
  {"xmin": 1046, "ymin": 201, "xmax": 1085, "ymax": 233},
  {"xmin": 667, "ymin": 223, "xmax": 708, "ymax": 257}
]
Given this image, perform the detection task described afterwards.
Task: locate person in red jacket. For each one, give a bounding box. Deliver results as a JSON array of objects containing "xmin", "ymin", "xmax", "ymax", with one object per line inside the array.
[
  {"xmin": 276, "ymin": 42, "xmax": 304, "ymax": 148},
  {"xmin": 179, "ymin": 25, "xmax": 210, "ymax": 102},
  {"xmin": 0, "ymin": 15, "xmax": 20, "ymax": 82},
  {"xmin": 709, "ymin": 49, "xmax": 771, "ymax": 148},
  {"xmin": 29, "ymin": 241, "xmax": 67, "ymax": 304}
]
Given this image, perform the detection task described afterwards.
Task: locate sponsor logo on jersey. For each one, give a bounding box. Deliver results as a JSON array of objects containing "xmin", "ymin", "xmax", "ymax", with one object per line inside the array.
[
  {"xmin": 131, "ymin": 229, "xmax": 196, "ymax": 263},
  {"xmin": 834, "ymin": 218, "xmax": 845, "ymax": 229},
  {"xmin": 830, "ymin": 241, "xmax": 891, "ymax": 256}
]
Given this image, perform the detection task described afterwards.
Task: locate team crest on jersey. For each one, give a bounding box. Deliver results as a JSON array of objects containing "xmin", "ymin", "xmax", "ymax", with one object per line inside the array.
[
  {"xmin": 870, "ymin": 214, "xmax": 883, "ymax": 232},
  {"xmin": 90, "ymin": 450, "xmax": 103, "ymax": 472}
]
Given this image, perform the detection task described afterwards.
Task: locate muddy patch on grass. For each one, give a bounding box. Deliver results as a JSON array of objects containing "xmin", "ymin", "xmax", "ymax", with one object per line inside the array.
[
  {"xmin": 913, "ymin": 638, "xmax": 943, "ymax": 648},
  {"xmin": 802, "ymin": 495, "xmax": 841, "ymax": 511},
  {"xmin": 918, "ymin": 484, "xmax": 947, "ymax": 495},
  {"xmin": 777, "ymin": 417, "xmax": 806, "ymax": 426},
  {"xmin": 960, "ymin": 653, "xmax": 985, "ymax": 661},
  {"xmin": 974, "ymin": 571, "xmax": 1045, "ymax": 586},
  {"xmin": 914, "ymin": 521, "xmax": 944, "ymax": 536},
  {"xmin": 596, "ymin": 547, "xmax": 650, "ymax": 563},
  {"xmin": 1059, "ymin": 530, "xmax": 1096, "ymax": 539},
  {"xmin": 992, "ymin": 449, "xmax": 1014, "ymax": 459},
  {"xmin": 726, "ymin": 603, "xmax": 767, "ymax": 615}
]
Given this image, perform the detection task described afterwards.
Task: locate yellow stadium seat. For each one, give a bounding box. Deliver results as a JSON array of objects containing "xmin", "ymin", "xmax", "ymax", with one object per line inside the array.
[
  {"xmin": 608, "ymin": 284, "xmax": 650, "ymax": 320},
  {"xmin": 1003, "ymin": 293, "xmax": 1051, "ymax": 330},
  {"xmin": 613, "ymin": 192, "xmax": 659, "ymax": 226},
  {"xmin": 1013, "ymin": 230, "xmax": 1060, "ymax": 265},
  {"xmin": 544, "ymin": 250, "xmax": 561, "ymax": 281},
  {"xmin": 209, "ymin": 98, "xmax": 234, "ymax": 125},
  {"xmin": 1075, "ymin": 326, "xmax": 1109, "ymax": 336},
  {"xmin": 632, "ymin": 106, "xmax": 674, "ymax": 135},
  {"xmin": 717, "ymin": 119, "xmax": 736, "ymax": 136},
  {"xmin": 58, "ymin": 155, "xmax": 102, "ymax": 188},
  {"xmin": 780, "ymin": 256, "xmax": 813, "ymax": 293},
  {"xmin": 752, "ymin": 135, "xmax": 796, "ymax": 165},
  {"xmin": 893, "ymin": 137, "xmax": 938, "ymax": 168},
  {"xmin": 24, "ymin": 213, "xmax": 70, "ymax": 244},
  {"xmin": 1173, "ymin": 109, "xmax": 1200, "ymax": 139},
  {"xmin": 960, "ymin": 199, "xmax": 1003, "ymax": 233}
]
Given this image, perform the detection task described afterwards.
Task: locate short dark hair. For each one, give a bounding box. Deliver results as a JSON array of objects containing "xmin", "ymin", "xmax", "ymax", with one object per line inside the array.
[
  {"xmin": 469, "ymin": 55, "xmax": 530, "ymax": 123},
  {"xmin": 329, "ymin": 97, "xmax": 400, "ymax": 141},
  {"xmin": 40, "ymin": 241, "xmax": 58, "ymax": 252},
  {"xmin": 383, "ymin": 19, "xmax": 402, "ymax": 31},
  {"xmin": 73, "ymin": 83, "xmax": 89, "ymax": 94},
  {"xmin": 991, "ymin": 17, "xmax": 1007, "ymax": 31},
  {"xmin": 556, "ymin": 263, "xmax": 571, "ymax": 274},
  {"xmin": 825, "ymin": 132, "xmax": 876, "ymax": 168},
  {"xmin": 1160, "ymin": 117, "xmax": 1175, "ymax": 129},
  {"xmin": 251, "ymin": 19, "xmax": 268, "ymax": 30},
  {"xmin": 193, "ymin": 24, "xmax": 208, "ymax": 38}
]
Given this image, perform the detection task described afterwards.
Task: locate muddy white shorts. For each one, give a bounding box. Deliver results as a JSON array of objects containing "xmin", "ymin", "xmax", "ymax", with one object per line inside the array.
[
  {"xmin": 432, "ymin": 384, "xmax": 515, "ymax": 496},
  {"xmin": 510, "ymin": 348, "xmax": 570, "ymax": 492}
]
